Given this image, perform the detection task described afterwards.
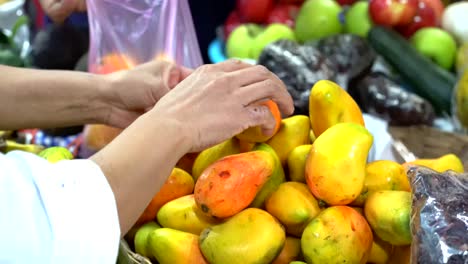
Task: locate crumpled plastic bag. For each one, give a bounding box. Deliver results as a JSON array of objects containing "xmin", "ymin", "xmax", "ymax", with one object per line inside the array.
[{"xmin": 408, "ymin": 166, "xmax": 468, "ymax": 264}]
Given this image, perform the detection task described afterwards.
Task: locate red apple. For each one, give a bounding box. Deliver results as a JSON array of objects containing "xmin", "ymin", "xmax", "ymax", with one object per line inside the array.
[
  {"xmin": 266, "ymin": 4, "xmax": 300, "ymax": 27},
  {"xmin": 420, "ymin": 0, "xmax": 444, "ymax": 24},
  {"xmin": 396, "ymin": 1, "xmax": 437, "ymax": 38},
  {"xmin": 223, "ymin": 11, "xmax": 243, "ymax": 40},
  {"xmin": 236, "ymin": 0, "xmax": 275, "ymax": 23},
  {"xmin": 369, "ymin": 0, "xmax": 419, "ymax": 27}
]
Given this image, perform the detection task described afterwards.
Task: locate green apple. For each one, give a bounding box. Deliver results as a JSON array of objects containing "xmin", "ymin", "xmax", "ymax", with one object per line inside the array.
[
  {"xmin": 226, "ymin": 24, "xmax": 263, "ymax": 59},
  {"xmin": 295, "ymin": 0, "xmax": 343, "ymax": 43},
  {"xmin": 251, "ymin": 23, "xmax": 296, "ymax": 60},
  {"xmin": 226, "ymin": 23, "xmax": 296, "ymax": 60},
  {"xmin": 410, "ymin": 27, "xmax": 457, "ymax": 70},
  {"xmin": 345, "ymin": 1, "xmax": 373, "ymax": 37},
  {"xmin": 134, "ymin": 221, "xmax": 161, "ymax": 259}
]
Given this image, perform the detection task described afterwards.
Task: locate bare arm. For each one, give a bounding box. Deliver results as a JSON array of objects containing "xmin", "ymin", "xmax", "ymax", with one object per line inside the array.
[{"xmin": 0, "ymin": 65, "xmax": 107, "ymax": 130}]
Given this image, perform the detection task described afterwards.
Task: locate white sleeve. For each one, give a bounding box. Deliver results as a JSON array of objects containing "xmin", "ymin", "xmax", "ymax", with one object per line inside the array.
[{"xmin": 0, "ymin": 151, "xmax": 121, "ymax": 264}]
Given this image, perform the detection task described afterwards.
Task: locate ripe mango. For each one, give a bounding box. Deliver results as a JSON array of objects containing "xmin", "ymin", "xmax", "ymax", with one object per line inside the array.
[
  {"xmin": 367, "ymin": 235, "xmax": 394, "ymax": 264},
  {"xmin": 157, "ymin": 195, "xmax": 220, "ymax": 235},
  {"xmin": 194, "ymin": 151, "xmax": 275, "ymax": 219},
  {"xmin": 364, "ymin": 190, "xmax": 412, "ymax": 246},
  {"xmin": 287, "ymin": 144, "xmax": 312, "ymax": 183},
  {"xmin": 250, "ymin": 143, "xmax": 286, "ymax": 208},
  {"xmin": 267, "ymin": 115, "xmax": 311, "ymax": 165},
  {"xmin": 272, "ymin": 237, "xmax": 302, "ymax": 264},
  {"xmin": 265, "ymin": 182, "xmax": 320, "ymax": 237},
  {"xmin": 148, "ymin": 228, "xmax": 208, "ymax": 264},
  {"xmin": 352, "ymin": 160, "xmax": 410, "ymax": 207},
  {"xmin": 199, "ymin": 208, "xmax": 286, "ymax": 264},
  {"xmin": 301, "ymin": 206, "xmax": 373, "ymax": 264},
  {"xmin": 136, "ymin": 168, "xmax": 194, "ymax": 226},
  {"xmin": 305, "ymin": 123, "xmax": 373, "ymax": 205},
  {"xmin": 134, "ymin": 221, "xmax": 160, "ymax": 259},
  {"xmin": 309, "ymin": 80, "xmax": 365, "ymax": 137},
  {"xmin": 192, "ymin": 138, "xmax": 241, "ymax": 181},
  {"xmin": 404, "ymin": 153, "xmax": 464, "ymax": 173},
  {"xmin": 236, "ymin": 100, "xmax": 282, "ymax": 143}
]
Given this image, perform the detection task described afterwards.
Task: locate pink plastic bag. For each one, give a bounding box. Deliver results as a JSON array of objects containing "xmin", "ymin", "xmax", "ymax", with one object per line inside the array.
[
  {"xmin": 81, "ymin": 0, "xmax": 203, "ymax": 157},
  {"xmin": 87, "ymin": 0, "xmax": 203, "ymax": 73}
]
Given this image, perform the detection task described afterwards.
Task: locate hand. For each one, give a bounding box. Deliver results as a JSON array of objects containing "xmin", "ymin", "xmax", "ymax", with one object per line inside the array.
[
  {"xmin": 39, "ymin": 0, "xmax": 86, "ymax": 24},
  {"xmin": 100, "ymin": 60, "xmax": 192, "ymax": 129},
  {"xmin": 150, "ymin": 59, "xmax": 294, "ymax": 152}
]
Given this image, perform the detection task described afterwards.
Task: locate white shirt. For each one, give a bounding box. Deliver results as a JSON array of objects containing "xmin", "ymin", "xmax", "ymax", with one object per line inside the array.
[{"xmin": 0, "ymin": 151, "xmax": 121, "ymax": 263}]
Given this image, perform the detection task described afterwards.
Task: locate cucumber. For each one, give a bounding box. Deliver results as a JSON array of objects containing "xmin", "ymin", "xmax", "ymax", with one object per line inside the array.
[{"xmin": 367, "ymin": 26, "xmax": 456, "ymax": 114}]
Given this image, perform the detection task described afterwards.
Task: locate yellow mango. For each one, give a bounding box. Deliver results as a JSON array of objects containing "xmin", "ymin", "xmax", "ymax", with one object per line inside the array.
[
  {"xmin": 157, "ymin": 194, "xmax": 220, "ymax": 235},
  {"xmin": 367, "ymin": 235, "xmax": 394, "ymax": 264},
  {"xmin": 352, "ymin": 160, "xmax": 410, "ymax": 206},
  {"xmin": 404, "ymin": 153, "xmax": 464, "ymax": 173},
  {"xmin": 309, "ymin": 80, "xmax": 365, "ymax": 137},
  {"xmin": 192, "ymin": 138, "xmax": 241, "ymax": 181},
  {"xmin": 305, "ymin": 123, "xmax": 373, "ymax": 205},
  {"xmin": 267, "ymin": 115, "xmax": 310, "ymax": 165},
  {"xmin": 199, "ymin": 208, "xmax": 286, "ymax": 264},
  {"xmin": 265, "ymin": 182, "xmax": 320, "ymax": 237},
  {"xmin": 271, "ymin": 237, "xmax": 302, "ymax": 264},
  {"xmin": 133, "ymin": 221, "xmax": 161, "ymax": 259},
  {"xmin": 287, "ymin": 144, "xmax": 312, "ymax": 183},
  {"xmin": 250, "ymin": 143, "xmax": 286, "ymax": 208},
  {"xmin": 364, "ymin": 191, "xmax": 412, "ymax": 246},
  {"xmin": 148, "ymin": 228, "xmax": 208, "ymax": 264},
  {"xmin": 301, "ymin": 206, "xmax": 373, "ymax": 264}
]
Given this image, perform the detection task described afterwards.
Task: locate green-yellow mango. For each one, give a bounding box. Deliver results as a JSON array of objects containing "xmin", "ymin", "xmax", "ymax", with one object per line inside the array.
[
  {"xmin": 199, "ymin": 208, "xmax": 286, "ymax": 264},
  {"xmin": 134, "ymin": 221, "xmax": 161, "ymax": 259},
  {"xmin": 287, "ymin": 144, "xmax": 312, "ymax": 183}
]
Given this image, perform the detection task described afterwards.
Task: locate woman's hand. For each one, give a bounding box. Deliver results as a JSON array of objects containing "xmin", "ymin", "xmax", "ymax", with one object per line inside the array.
[
  {"xmin": 39, "ymin": 0, "xmax": 86, "ymax": 24},
  {"xmin": 100, "ymin": 60, "xmax": 192, "ymax": 129},
  {"xmin": 150, "ymin": 59, "xmax": 294, "ymax": 152}
]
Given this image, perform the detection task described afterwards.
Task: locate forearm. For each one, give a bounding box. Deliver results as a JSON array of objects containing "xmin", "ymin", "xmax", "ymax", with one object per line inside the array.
[
  {"xmin": 0, "ymin": 65, "xmax": 108, "ymax": 130},
  {"xmin": 90, "ymin": 112, "xmax": 190, "ymax": 234}
]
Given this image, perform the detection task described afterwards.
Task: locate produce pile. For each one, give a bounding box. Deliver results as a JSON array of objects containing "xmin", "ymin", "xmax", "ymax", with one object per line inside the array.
[
  {"xmin": 113, "ymin": 80, "xmax": 463, "ymax": 264},
  {"xmin": 223, "ymin": 0, "xmax": 468, "ymax": 128}
]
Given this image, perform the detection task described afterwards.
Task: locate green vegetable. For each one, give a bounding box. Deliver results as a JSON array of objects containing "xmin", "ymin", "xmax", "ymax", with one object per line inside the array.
[
  {"xmin": 0, "ymin": 16, "xmax": 29, "ymax": 67},
  {"xmin": 367, "ymin": 26, "xmax": 456, "ymax": 114}
]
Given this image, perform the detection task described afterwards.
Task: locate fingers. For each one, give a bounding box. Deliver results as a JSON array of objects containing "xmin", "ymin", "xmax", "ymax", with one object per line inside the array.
[
  {"xmin": 237, "ymin": 79, "xmax": 295, "ymax": 117},
  {"xmin": 241, "ymin": 105, "xmax": 277, "ymax": 137},
  {"xmin": 208, "ymin": 59, "xmax": 254, "ymax": 73},
  {"xmin": 226, "ymin": 65, "xmax": 273, "ymax": 87}
]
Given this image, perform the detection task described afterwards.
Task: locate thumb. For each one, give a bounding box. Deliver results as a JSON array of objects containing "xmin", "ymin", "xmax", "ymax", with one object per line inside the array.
[{"xmin": 244, "ymin": 105, "xmax": 277, "ymax": 137}]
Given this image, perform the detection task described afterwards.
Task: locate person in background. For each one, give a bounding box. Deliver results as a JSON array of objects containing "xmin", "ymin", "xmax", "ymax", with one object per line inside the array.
[{"xmin": 0, "ymin": 59, "xmax": 294, "ymax": 263}]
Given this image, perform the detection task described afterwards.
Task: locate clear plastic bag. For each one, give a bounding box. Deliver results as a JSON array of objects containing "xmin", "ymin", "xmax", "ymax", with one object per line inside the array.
[
  {"xmin": 81, "ymin": 0, "xmax": 203, "ymax": 157},
  {"xmin": 87, "ymin": 0, "xmax": 203, "ymax": 72},
  {"xmin": 408, "ymin": 166, "xmax": 468, "ymax": 264}
]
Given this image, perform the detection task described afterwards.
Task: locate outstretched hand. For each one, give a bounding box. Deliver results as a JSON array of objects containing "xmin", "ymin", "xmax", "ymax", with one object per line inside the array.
[{"xmin": 150, "ymin": 59, "xmax": 294, "ymax": 152}]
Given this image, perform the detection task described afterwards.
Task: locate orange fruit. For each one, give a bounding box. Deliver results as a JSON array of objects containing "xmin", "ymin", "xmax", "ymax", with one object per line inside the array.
[
  {"xmin": 135, "ymin": 168, "xmax": 194, "ymax": 226},
  {"xmin": 236, "ymin": 100, "xmax": 282, "ymax": 143},
  {"xmin": 90, "ymin": 53, "xmax": 137, "ymax": 74}
]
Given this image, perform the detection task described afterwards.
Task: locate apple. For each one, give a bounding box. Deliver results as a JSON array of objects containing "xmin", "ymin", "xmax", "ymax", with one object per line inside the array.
[
  {"xmin": 294, "ymin": 0, "xmax": 343, "ymax": 43},
  {"xmin": 226, "ymin": 23, "xmax": 296, "ymax": 60},
  {"xmin": 344, "ymin": 1, "xmax": 373, "ymax": 37},
  {"xmin": 396, "ymin": 1, "xmax": 438, "ymax": 38},
  {"xmin": 236, "ymin": 0, "xmax": 274, "ymax": 23},
  {"xmin": 369, "ymin": 0, "xmax": 418, "ymax": 27},
  {"xmin": 266, "ymin": 4, "xmax": 300, "ymax": 28},
  {"xmin": 421, "ymin": 0, "xmax": 444, "ymax": 23},
  {"xmin": 441, "ymin": 2, "xmax": 468, "ymax": 44},
  {"xmin": 223, "ymin": 11, "xmax": 243, "ymax": 41},
  {"xmin": 251, "ymin": 23, "xmax": 296, "ymax": 59},
  {"xmin": 410, "ymin": 27, "xmax": 457, "ymax": 70},
  {"xmin": 226, "ymin": 24, "xmax": 263, "ymax": 59}
]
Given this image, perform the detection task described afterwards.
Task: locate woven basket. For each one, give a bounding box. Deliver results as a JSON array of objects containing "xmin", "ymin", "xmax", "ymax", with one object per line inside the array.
[
  {"xmin": 117, "ymin": 240, "xmax": 151, "ymax": 264},
  {"xmin": 388, "ymin": 125, "xmax": 468, "ymax": 171}
]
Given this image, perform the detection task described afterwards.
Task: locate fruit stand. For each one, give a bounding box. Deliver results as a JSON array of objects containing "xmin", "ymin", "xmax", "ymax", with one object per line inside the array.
[{"xmin": 1, "ymin": 0, "xmax": 468, "ymax": 263}]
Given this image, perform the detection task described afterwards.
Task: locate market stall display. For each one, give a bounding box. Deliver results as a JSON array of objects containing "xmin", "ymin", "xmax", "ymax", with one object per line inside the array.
[{"xmin": 0, "ymin": 0, "xmax": 467, "ymax": 263}]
